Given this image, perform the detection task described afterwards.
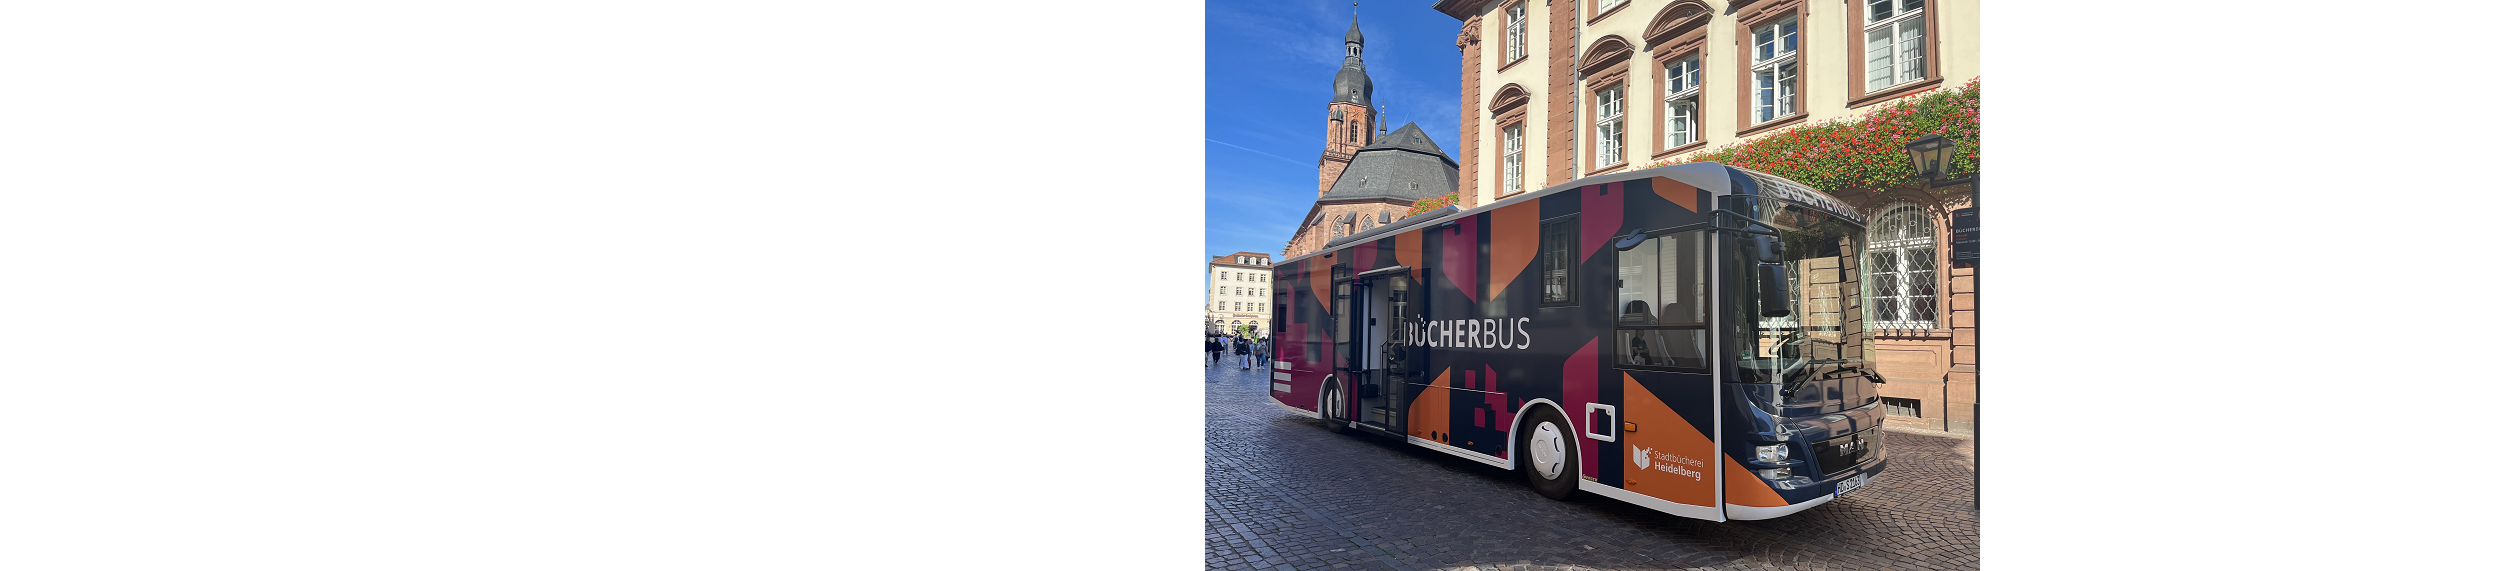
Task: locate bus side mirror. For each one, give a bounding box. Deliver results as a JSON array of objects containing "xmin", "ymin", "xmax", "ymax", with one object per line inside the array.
[
  {"xmin": 1613, "ymin": 229, "xmax": 1648, "ymax": 251},
  {"xmin": 1753, "ymin": 234, "xmax": 1785, "ymax": 264},
  {"xmin": 1757, "ymin": 264, "xmax": 1793, "ymax": 318}
]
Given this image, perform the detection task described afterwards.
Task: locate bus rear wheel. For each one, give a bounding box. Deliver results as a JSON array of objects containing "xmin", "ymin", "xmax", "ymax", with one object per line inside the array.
[
  {"xmin": 1320, "ymin": 381, "xmax": 1349, "ymax": 434},
  {"xmin": 1518, "ymin": 408, "xmax": 1579, "ymax": 501}
]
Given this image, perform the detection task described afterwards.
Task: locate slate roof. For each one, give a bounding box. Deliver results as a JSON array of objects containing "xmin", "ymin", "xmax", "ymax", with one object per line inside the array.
[
  {"xmin": 1363, "ymin": 121, "xmax": 1451, "ymax": 157},
  {"xmin": 1344, "ymin": 13, "xmax": 1364, "ymax": 45},
  {"xmin": 1318, "ymin": 122, "xmax": 1461, "ymax": 203}
]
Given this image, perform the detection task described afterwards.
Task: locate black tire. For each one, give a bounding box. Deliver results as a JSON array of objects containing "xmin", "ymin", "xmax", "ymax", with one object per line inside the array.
[
  {"xmin": 1320, "ymin": 379, "xmax": 1350, "ymax": 434},
  {"xmin": 1517, "ymin": 408, "xmax": 1579, "ymax": 501}
]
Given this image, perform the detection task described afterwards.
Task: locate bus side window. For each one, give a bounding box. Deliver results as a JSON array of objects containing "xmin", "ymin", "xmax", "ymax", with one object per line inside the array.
[{"xmin": 1616, "ymin": 239, "xmax": 1658, "ymax": 326}]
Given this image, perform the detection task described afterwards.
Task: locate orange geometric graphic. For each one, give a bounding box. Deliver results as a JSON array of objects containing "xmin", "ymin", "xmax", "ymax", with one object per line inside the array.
[
  {"xmin": 1405, "ymin": 367, "xmax": 1452, "ymax": 443},
  {"xmin": 1722, "ymin": 452, "xmax": 1789, "ymax": 507},
  {"xmin": 1308, "ymin": 257, "xmax": 1330, "ymax": 313},
  {"xmin": 1395, "ymin": 229, "xmax": 1423, "ymax": 284},
  {"xmin": 1485, "ymin": 198, "xmax": 1540, "ymax": 302},
  {"xmin": 1620, "ymin": 373, "xmax": 1715, "ymax": 507},
  {"xmin": 1651, "ymin": 176, "xmax": 1699, "ymax": 213}
]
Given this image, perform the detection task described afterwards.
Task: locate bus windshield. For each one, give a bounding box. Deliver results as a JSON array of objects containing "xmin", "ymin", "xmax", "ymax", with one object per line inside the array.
[{"xmin": 1734, "ymin": 197, "xmax": 1871, "ymax": 391}]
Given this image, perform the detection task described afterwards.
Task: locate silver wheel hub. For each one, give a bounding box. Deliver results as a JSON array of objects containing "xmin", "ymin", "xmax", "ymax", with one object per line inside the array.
[
  {"xmin": 1528, "ymin": 421, "xmax": 1567, "ymax": 479},
  {"xmin": 1325, "ymin": 386, "xmax": 1342, "ymax": 420}
]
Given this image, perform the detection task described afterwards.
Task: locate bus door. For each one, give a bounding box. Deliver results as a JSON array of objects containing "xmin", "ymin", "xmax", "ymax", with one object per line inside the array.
[
  {"xmin": 1338, "ymin": 268, "xmax": 1414, "ymax": 434},
  {"xmin": 1612, "ymin": 230, "xmax": 1724, "ymax": 520}
]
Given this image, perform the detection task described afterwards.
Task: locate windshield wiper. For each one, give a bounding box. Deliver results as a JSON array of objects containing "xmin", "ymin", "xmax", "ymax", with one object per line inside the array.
[{"xmin": 1779, "ymin": 359, "xmax": 1878, "ymax": 398}]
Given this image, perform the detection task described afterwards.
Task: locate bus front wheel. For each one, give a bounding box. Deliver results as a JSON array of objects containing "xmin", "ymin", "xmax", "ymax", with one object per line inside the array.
[{"xmin": 1518, "ymin": 408, "xmax": 1579, "ymax": 501}]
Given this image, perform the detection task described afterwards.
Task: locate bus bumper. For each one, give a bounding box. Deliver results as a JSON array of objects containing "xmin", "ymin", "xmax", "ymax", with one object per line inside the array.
[{"xmin": 1727, "ymin": 455, "xmax": 1889, "ymax": 520}]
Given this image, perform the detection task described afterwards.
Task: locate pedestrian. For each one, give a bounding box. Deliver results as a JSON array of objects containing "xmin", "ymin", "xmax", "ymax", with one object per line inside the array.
[
  {"xmin": 1232, "ymin": 335, "xmax": 1248, "ymax": 369},
  {"xmin": 1255, "ymin": 336, "xmax": 1270, "ymax": 369},
  {"xmin": 1206, "ymin": 334, "xmax": 1223, "ymax": 367}
]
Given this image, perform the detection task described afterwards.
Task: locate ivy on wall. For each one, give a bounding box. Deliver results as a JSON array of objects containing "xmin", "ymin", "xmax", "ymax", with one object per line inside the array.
[{"xmin": 1653, "ymin": 77, "xmax": 1979, "ymax": 195}]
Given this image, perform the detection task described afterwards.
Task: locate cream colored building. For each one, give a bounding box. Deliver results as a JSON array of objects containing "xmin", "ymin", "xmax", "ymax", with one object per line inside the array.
[
  {"xmin": 1434, "ymin": 0, "xmax": 1981, "ymax": 433},
  {"xmin": 1206, "ymin": 251, "xmax": 1275, "ymax": 336}
]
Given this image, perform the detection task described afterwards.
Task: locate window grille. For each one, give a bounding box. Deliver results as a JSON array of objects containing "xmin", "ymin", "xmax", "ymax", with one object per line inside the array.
[
  {"xmin": 1865, "ymin": 203, "xmax": 1937, "ymax": 329},
  {"xmin": 1883, "ymin": 397, "xmax": 1921, "ymax": 418}
]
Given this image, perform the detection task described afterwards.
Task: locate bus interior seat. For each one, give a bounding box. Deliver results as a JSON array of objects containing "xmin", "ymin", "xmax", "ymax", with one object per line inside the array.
[{"xmin": 1620, "ymin": 300, "xmax": 1652, "ymax": 324}]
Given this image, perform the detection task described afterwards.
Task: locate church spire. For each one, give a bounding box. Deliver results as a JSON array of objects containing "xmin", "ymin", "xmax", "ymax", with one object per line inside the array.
[
  {"xmin": 1345, "ymin": 2, "xmax": 1365, "ymax": 48},
  {"xmin": 1329, "ymin": 2, "xmax": 1373, "ymax": 107},
  {"xmin": 1317, "ymin": 2, "xmax": 1377, "ymax": 199}
]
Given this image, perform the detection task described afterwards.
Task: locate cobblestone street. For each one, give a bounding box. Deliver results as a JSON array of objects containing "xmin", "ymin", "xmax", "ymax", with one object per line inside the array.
[{"xmin": 1205, "ymin": 359, "xmax": 1978, "ymax": 571}]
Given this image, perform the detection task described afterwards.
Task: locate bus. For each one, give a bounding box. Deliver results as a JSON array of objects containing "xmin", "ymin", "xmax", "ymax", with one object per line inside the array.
[{"xmin": 1267, "ymin": 162, "xmax": 1887, "ymax": 521}]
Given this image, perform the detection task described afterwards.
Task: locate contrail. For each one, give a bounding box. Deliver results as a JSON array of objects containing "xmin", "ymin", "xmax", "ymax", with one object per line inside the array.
[{"xmin": 1206, "ymin": 138, "xmax": 1311, "ymax": 169}]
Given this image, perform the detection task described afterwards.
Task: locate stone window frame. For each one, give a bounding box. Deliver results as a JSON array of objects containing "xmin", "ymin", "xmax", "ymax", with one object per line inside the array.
[
  {"xmin": 1846, "ymin": 0, "xmax": 1945, "ymax": 108},
  {"xmin": 1499, "ymin": 0, "xmax": 1531, "ymax": 72},
  {"xmin": 1577, "ymin": 35, "xmax": 1635, "ymax": 177},
  {"xmin": 1488, "ymin": 83, "xmax": 1534, "ymax": 199},
  {"xmin": 1735, "ymin": 0, "xmax": 1810, "ymax": 137},
  {"xmin": 1645, "ymin": 1, "xmax": 1713, "ymax": 159},
  {"xmin": 1588, "ymin": 0, "xmax": 1633, "ymax": 25}
]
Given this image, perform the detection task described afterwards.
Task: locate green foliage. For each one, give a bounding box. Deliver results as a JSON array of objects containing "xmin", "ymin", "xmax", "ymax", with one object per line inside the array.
[{"xmin": 1651, "ymin": 77, "xmax": 1979, "ymax": 194}]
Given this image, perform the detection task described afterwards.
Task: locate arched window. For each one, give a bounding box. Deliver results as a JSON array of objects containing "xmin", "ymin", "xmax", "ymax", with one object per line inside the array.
[{"xmin": 1865, "ymin": 203, "xmax": 1937, "ymax": 328}]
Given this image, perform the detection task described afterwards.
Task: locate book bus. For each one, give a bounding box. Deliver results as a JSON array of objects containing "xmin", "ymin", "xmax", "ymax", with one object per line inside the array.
[{"xmin": 1267, "ymin": 163, "xmax": 1888, "ymax": 521}]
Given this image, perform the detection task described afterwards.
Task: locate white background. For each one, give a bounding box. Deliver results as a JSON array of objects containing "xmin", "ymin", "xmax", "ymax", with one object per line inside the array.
[{"xmin": 0, "ymin": 1, "xmax": 2490, "ymax": 569}]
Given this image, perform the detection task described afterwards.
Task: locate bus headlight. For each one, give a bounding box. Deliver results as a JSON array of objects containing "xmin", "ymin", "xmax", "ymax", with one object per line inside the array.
[
  {"xmin": 1756, "ymin": 444, "xmax": 1789, "ymax": 462},
  {"xmin": 1757, "ymin": 468, "xmax": 1792, "ymax": 480}
]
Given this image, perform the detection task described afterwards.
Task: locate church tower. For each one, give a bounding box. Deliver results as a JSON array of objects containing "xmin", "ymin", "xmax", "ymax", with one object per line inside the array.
[{"xmin": 1317, "ymin": 9, "xmax": 1375, "ymax": 196}]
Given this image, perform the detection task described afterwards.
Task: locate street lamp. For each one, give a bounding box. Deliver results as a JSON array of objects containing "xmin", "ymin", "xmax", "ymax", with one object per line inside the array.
[
  {"xmin": 1904, "ymin": 134, "xmax": 1957, "ymax": 181},
  {"xmin": 1903, "ymin": 133, "xmax": 1977, "ymax": 510}
]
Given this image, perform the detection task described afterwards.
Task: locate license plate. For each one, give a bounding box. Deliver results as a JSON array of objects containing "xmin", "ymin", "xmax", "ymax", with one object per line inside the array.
[{"xmin": 1834, "ymin": 472, "xmax": 1873, "ymax": 497}]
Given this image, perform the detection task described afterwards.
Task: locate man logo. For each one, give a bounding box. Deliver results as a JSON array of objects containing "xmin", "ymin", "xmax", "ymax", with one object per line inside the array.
[{"xmin": 1631, "ymin": 445, "xmax": 1652, "ymax": 469}]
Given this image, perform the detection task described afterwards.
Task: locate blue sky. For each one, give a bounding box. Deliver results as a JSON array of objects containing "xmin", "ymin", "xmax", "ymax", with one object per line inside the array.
[{"xmin": 1204, "ymin": 0, "xmax": 1460, "ymax": 264}]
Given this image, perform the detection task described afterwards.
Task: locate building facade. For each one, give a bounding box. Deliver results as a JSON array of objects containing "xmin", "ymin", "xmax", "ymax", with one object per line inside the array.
[
  {"xmin": 1207, "ymin": 252, "xmax": 1276, "ymax": 335},
  {"xmin": 1282, "ymin": 13, "xmax": 1467, "ymax": 261},
  {"xmin": 1433, "ymin": 0, "xmax": 1979, "ymax": 433}
]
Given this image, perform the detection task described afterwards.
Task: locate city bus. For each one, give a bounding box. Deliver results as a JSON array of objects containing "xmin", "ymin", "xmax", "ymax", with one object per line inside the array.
[{"xmin": 1267, "ymin": 163, "xmax": 1887, "ymax": 521}]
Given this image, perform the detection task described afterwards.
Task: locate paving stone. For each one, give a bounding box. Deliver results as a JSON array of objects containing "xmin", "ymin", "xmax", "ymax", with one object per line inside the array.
[{"xmin": 1206, "ymin": 362, "xmax": 1979, "ymax": 570}]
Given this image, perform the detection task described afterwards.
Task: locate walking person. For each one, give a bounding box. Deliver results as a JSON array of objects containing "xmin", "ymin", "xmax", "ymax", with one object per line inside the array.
[
  {"xmin": 1255, "ymin": 336, "xmax": 1270, "ymax": 370},
  {"xmin": 1206, "ymin": 334, "xmax": 1223, "ymax": 367},
  {"xmin": 1234, "ymin": 335, "xmax": 1251, "ymax": 369}
]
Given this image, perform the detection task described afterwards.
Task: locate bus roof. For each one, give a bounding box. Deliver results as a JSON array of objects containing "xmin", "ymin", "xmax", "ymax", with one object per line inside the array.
[{"xmin": 1279, "ymin": 163, "xmax": 1861, "ymax": 265}]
